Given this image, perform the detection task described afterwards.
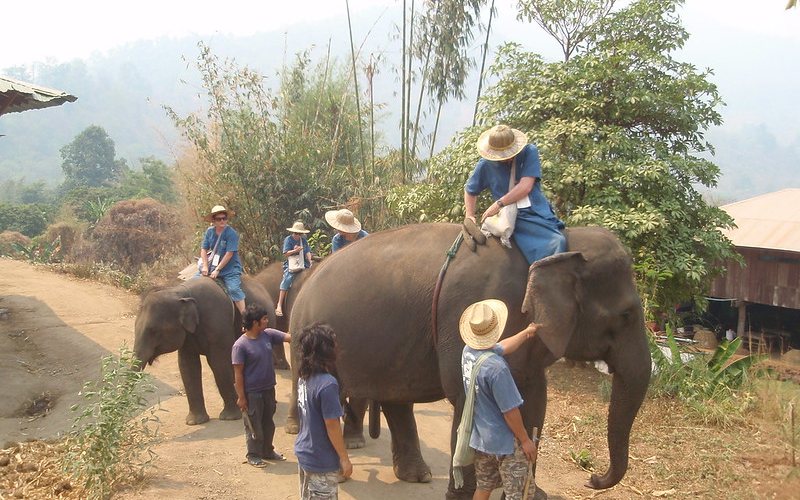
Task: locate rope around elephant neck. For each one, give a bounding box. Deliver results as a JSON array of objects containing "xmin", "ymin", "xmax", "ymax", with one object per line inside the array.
[{"xmin": 431, "ymin": 231, "xmax": 465, "ymax": 345}]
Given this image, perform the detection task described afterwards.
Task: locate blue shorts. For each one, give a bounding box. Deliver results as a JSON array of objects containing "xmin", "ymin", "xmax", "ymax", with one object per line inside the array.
[
  {"xmin": 280, "ymin": 268, "xmax": 296, "ymax": 291},
  {"xmin": 194, "ymin": 271, "xmax": 246, "ymax": 302}
]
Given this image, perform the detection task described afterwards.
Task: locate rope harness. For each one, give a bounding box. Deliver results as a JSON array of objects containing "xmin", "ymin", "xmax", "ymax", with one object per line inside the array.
[{"xmin": 431, "ymin": 232, "xmax": 465, "ymax": 345}]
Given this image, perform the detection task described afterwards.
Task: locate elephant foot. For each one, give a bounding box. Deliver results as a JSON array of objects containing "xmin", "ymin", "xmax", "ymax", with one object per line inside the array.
[
  {"xmin": 445, "ymin": 490, "xmax": 474, "ymax": 500},
  {"xmin": 393, "ymin": 460, "xmax": 432, "ymax": 483},
  {"xmin": 344, "ymin": 433, "xmax": 365, "ymax": 450},
  {"xmin": 285, "ymin": 418, "xmax": 300, "ymax": 435},
  {"xmin": 185, "ymin": 412, "xmax": 210, "ymax": 425},
  {"xmin": 274, "ymin": 359, "xmax": 290, "ymax": 370},
  {"xmin": 219, "ymin": 406, "xmax": 242, "ymax": 421},
  {"xmin": 532, "ymin": 485, "xmax": 548, "ymax": 500}
]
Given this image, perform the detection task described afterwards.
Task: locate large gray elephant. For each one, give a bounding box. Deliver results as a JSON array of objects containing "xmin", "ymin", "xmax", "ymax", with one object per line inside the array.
[
  {"xmin": 287, "ymin": 223, "xmax": 651, "ymax": 498},
  {"xmin": 134, "ymin": 275, "xmax": 285, "ymax": 425},
  {"xmin": 254, "ymin": 259, "xmax": 374, "ymax": 448}
]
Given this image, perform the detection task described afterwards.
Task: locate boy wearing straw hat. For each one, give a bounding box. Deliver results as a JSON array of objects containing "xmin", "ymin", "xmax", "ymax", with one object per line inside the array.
[
  {"xmin": 276, "ymin": 221, "xmax": 313, "ymax": 317},
  {"xmin": 324, "ymin": 208, "xmax": 369, "ymax": 252},
  {"xmin": 464, "ymin": 124, "xmax": 566, "ymax": 264},
  {"xmin": 457, "ymin": 299, "xmax": 539, "ymax": 500}
]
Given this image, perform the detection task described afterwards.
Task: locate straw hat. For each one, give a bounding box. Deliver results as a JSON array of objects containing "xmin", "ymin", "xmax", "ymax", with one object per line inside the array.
[
  {"xmin": 325, "ymin": 208, "xmax": 362, "ymax": 233},
  {"xmin": 286, "ymin": 221, "xmax": 310, "ymax": 234},
  {"xmin": 476, "ymin": 125, "xmax": 528, "ymax": 161},
  {"xmin": 203, "ymin": 205, "xmax": 235, "ymax": 222},
  {"xmin": 459, "ymin": 299, "xmax": 508, "ymax": 350}
]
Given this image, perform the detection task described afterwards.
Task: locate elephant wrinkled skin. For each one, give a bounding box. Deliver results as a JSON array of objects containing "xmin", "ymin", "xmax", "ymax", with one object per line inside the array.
[
  {"xmin": 286, "ymin": 223, "xmax": 651, "ymax": 497},
  {"xmin": 134, "ymin": 275, "xmax": 285, "ymax": 425}
]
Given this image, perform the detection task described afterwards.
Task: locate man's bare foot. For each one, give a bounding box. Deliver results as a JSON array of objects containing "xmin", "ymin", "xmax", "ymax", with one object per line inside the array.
[{"xmin": 275, "ymin": 309, "xmax": 283, "ymax": 317}]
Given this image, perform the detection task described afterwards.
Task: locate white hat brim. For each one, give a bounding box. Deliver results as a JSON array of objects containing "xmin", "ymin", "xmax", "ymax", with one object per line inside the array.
[
  {"xmin": 459, "ymin": 299, "xmax": 509, "ymax": 350},
  {"xmin": 476, "ymin": 128, "xmax": 528, "ymax": 161}
]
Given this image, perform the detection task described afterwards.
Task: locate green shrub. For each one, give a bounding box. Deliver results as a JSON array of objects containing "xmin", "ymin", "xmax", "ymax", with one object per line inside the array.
[
  {"xmin": 648, "ymin": 326, "xmax": 766, "ymax": 425},
  {"xmin": 62, "ymin": 347, "xmax": 159, "ymax": 499}
]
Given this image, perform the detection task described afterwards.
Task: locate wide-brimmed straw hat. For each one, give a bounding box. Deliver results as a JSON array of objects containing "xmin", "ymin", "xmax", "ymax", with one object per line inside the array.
[
  {"xmin": 476, "ymin": 124, "xmax": 528, "ymax": 161},
  {"xmin": 459, "ymin": 299, "xmax": 508, "ymax": 350},
  {"xmin": 325, "ymin": 208, "xmax": 362, "ymax": 233},
  {"xmin": 203, "ymin": 205, "xmax": 235, "ymax": 222},
  {"xmin": 286, "ymin": 221, "xmax": 310, "ymax": 234}
]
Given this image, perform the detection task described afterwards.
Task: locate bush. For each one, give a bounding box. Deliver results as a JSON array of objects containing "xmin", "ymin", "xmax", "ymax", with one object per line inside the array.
[
  {"xmin": 46, "ymin": 221, "xmax": 82, "ymax": 258},
  {"xmin": 0, "ymin": 230, "xmax": 31, "ymax": 256},
  {"xmin": 92, "ymin": 198, "xmax": 184, "ymax": 273},
  {"xmin": 0, "ymin": 202, "xmax": 53, "ymax": 237},
  {"xmin": 62, "ymin": 347, "xmax": 159, "ymax": 499}
]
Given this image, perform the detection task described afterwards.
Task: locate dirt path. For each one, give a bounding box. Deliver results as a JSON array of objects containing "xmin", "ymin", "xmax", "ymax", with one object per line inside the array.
[{"xmin": 0, "ymin": 259, "xmax": 632, "ymax": 499}]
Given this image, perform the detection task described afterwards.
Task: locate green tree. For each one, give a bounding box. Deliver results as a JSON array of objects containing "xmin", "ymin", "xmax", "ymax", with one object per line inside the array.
[
  {"xmin": 167, "ymin": 43, "xmax": 389, "ymax": 270},
  {"xmin": 391, "ymin": 0, "xmax": 738, "ymax": 317},
  {"xmin": 60, "ymin": 125, "xmax": 126, "ymax": 189},
  {"xmin": 118, "ymin": 157, "xmax": 178, "ymax": 204}
]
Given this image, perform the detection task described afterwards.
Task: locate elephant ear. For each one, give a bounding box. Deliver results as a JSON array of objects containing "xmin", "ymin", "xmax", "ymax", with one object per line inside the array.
[
  {"xmin": 522, "ymin": 251, "xmax": 586, "ymax": 359},
  {"xmin": 178, "ymin": 297, "xmax": 199, "ymax": 334}
]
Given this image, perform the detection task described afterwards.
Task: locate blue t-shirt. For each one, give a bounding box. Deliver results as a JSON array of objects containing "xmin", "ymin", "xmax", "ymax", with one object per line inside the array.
[
  {"xmin": 462, "ymin": 344, "xmax": 524, "ymax": 455},
  {"xmin": 294, "ymin": 373, "xmax": 343, "ymax": 472},
  {"xmin": 231, "ymin": 328, "xmax": 287, "ymax": 392},
  {"xmin": 201, "ymin": 225, "xmax": 242, "ymax": 277},
  {"xmin": 331, "ymin": 230, "xmax": 369, "ymax": 252},
  {"xmin": 465, "ymin": 143, "xmax": 559, "ymax": 222},
  {"xmin": 282, "ymin": 234, "xmax": 311, "ymax": 270}
]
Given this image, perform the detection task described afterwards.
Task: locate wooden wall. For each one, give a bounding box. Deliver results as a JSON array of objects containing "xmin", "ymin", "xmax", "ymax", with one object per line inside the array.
[{"xmin": 710, "ymin": 247, "xmax": 800, "ymax": 309}]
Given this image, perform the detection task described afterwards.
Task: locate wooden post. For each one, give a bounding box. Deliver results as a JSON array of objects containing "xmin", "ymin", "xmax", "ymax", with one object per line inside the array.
[{"xmin": 736, "ymin": 300, "xmax": 747, "ymax": 348}]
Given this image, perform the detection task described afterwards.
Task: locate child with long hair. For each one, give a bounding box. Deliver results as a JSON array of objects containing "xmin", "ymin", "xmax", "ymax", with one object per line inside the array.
[{"xmin": 294, "ymin": 323, "xmax": 352, "ymax": 499}]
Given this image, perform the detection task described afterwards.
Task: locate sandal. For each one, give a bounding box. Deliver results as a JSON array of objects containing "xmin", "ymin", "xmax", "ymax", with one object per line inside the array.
[
  {"xmin": 247, "ymin": 457, "xmax": 268, "ymax": 468},
  {"xmin": 275, "ymin": 309, "xmax": 284, "ymax": 317},
  {"xmin": 264, "ymin": 451, "xmax": 286, "ymax": 461}
]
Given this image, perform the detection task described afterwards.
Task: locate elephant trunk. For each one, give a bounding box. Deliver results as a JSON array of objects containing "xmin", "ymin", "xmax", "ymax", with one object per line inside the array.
[{"xmin": 587, "ymin": 331, "xmax": 651, "ymax": 490}]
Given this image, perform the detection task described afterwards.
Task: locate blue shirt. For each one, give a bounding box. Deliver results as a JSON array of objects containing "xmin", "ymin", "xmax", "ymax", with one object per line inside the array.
[
  {"xmin": 201, "ymin": 225, "xmax": 242, "ymax": 277},
  {"xmin": 331, "ymin": 230, "xmax": 369, "ymax": 252},
  {"xmin": 282, "ymin": 234, "xmax": 311, "ymax": 269},
  {"xmin": 465, "ymin": 143, "xmax": 559, "ymax": 222},
  {"xmin": 295, "ymin": 373, "xmax": 344, "ymax": 472},
  {"xmin": 231, "ymin": 328, "xmax": 287, "ymax": 392},
  {"xmin": 462, "ymin": 344, "xmax": 524, "ymax": 455}
]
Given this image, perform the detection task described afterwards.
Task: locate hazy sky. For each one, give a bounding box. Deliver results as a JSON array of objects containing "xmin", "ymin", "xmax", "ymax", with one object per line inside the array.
[{"xmin": 2, "ymin": 0, "xmax": 799, "ymax": 143}]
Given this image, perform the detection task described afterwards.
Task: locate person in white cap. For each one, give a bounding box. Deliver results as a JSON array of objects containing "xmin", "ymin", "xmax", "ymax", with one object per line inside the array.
[
  {"xmin": 465, "ymin": 124, "xmax": 566, "ymax": 264},
  {"xmin": 198, "ymin": 205, "xmax": 246, "ymax": 315},
  {"xmin": 455, "ymin": 299, "xmax": 539, "ymax": 500},
  {"xmin": 276, "ymin": 221, "xmax": 313, "ymax": 317},
  {"xmin": 324, "ymin": 208, "xmax": 369, "ymax": 252}
]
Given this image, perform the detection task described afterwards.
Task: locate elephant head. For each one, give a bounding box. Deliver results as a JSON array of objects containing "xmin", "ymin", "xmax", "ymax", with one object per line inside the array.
[
  {"xmin": 522, "ymin": 234, "xmax": 651, "ymax": 490},
  {"xmin": 134, "ymin": 288, "xmax": 199, "ymax": 368}
]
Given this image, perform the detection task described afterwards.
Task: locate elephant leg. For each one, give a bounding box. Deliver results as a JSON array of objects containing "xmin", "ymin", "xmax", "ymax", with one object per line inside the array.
[
  {"xmin": 285, "ymin": 360, "xmax": 300, "ymax": 434},
  {"xmin": 343, "ymin": 397, "xmax": 367, "ymax": 449},
  {"xmin": 272, "ymin": 343, "xmax": 290, "ymax": 371},
  {"xmin": 177, "ymin": 347, "xmax": 210, "ymax": 425},
  {"xmin": 207, "ymin": 347, "xmax": 240, "ymax": 421},
  {"xmin": 381, "ymin": 402, "xmax": 432, "ymax": 483},
  {"xmin": 520, "ymin": 372, "xmax": 548, "ymax": 480}
]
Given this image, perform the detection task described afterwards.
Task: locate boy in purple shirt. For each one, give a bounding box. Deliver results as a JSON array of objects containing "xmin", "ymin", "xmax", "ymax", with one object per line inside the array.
[
  {"xmin": 232, "ymin": 305, "xmax": 291, "ymax": 467},
  {"xmin": 294, "ymin": 323, "xmax": 352, "ymax": 498}
]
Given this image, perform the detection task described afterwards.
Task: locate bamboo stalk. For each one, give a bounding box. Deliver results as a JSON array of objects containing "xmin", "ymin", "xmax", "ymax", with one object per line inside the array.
[
  {"xmin": 345, "ymin": 0, "xmax": 366, "ymax": 172},
  {"xmin": 473, "ymin": 0, "xmax": 495, "ymax": 126}
]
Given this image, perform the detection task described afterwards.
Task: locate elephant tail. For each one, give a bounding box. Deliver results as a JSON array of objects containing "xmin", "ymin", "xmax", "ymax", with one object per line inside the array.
[{"xmin": 368, "ymin": 400, "xmax": 381, "ymax": 439}]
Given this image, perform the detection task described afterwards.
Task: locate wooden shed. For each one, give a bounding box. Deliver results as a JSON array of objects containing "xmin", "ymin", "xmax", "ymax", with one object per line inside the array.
[{"xmin": 709, "ymin": 189, "xmax": 800, "ymax": 350}]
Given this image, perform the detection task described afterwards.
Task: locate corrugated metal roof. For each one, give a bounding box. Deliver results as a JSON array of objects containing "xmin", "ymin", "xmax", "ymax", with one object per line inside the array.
[
  {"xmin": 0, "ymin": 75, "xmax": 77, "ymax": 116},
  {"xmin": 720, "ymin": 188, "xmax": 800, "ymax": 253}
]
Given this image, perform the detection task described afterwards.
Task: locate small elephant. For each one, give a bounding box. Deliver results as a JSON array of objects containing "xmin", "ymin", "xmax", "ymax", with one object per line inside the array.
[
  {"xmin": 134, "ymin": 275, "xmax": 284, "ymax": 425},
  {"xmin": 253, "ymin": 260, "xmax": 318, "ymax": 332},
  {"xmin": 286, "ymin": 223, "xmax": 651, "ymax": 498}
]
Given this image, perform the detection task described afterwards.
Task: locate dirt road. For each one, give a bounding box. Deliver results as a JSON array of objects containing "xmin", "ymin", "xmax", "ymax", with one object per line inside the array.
[{"xmin": 0, "ymin": 259, "xmax": 601, "ymax": 499}]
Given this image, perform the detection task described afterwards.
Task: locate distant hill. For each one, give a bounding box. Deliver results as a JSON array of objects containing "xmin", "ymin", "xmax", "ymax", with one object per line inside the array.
[{"xmin": 1, "ymin": 14, "xmax": 798, "ymax": 203}]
